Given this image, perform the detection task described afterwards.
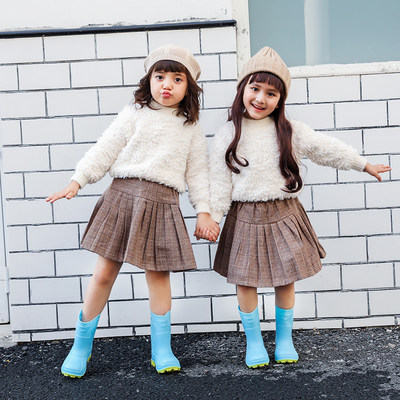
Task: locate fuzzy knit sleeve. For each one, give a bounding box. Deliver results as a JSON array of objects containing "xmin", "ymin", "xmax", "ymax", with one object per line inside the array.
[
  {"xmin": 71, "ymin": 106, "xmax": 135, "ymax": 188},
  {"xmin": 185, "ymin": 125, "xmax": 211, "ymax": 214},
  {"xmin": 292, "ymin": 120, "xmax": 367, "ymax": 172},
  {"xmin": 209, "ymin": 124, "xmax": 233, "ymax": 223}
]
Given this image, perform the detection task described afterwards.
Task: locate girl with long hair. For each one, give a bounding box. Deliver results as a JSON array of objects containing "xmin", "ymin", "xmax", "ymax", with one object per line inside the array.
[{"xmin": 208, "ymin": 46, "xmax": 390, "ymax": 368}]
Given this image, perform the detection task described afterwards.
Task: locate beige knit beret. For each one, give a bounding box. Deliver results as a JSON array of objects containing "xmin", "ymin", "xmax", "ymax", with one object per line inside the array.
[
  {"xmin": 237, "ymin": 46, "xmax": 291, "ymax": 98},
  {"xmin": 144, "ymin": 44, "xmax": 201, "ymax": 81}
]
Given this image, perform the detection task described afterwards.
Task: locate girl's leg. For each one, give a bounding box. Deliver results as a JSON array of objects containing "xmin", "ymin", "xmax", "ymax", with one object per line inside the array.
[
  {"xmin": 274, "ymin": 282, "xmax": 298, "ymax": 363},
  {"xmin": 237, "ymin": 285, "xmax": 269, "ymax": 368},
  {"xmin": 61, "ymin": 256, "xmax": 122, "ymax": 378},
  {"xmin": 145, "ymin": 270, "xmax": 180, "ymax": 373}
]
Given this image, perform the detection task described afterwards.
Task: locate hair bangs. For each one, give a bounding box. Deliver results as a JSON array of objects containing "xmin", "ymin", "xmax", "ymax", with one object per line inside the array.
[
  {"xmin": 151, "ymin": 59, "xmax": 187, "ymax": 74},
  {"xmin": 249, "ymin": 72, "xmax": 285, "ymax": 97}
]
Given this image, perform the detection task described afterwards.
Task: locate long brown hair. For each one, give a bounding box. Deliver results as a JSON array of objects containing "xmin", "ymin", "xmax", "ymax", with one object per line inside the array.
[
  {"xmin": 226, "ymin": 72, "xmax": 302, "ymax": 193},
  {"xmin": 134, "ymin": 60, "xmax": 202, "ymax": 124}
]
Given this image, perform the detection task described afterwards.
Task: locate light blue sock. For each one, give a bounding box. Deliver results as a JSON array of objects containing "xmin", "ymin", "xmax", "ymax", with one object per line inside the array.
[{"xmin": 275, "ymin": 306, "xmax": 299, "ymax": 363}]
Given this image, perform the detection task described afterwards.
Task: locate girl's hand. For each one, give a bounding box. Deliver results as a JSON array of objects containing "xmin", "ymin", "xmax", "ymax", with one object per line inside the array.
[
  {"xmin": 46, "ymin": 180, "xmax": 81, "ymax": 203},
  {"xmin": 194, "ymin": 213, "xmax": 220, "ymax": 243},
  {"xmin": 363, "ymin": 162, "xmax": 391, "ymax": 182}
]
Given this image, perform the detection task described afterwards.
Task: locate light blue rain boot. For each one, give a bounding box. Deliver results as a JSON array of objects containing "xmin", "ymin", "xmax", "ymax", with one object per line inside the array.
[
  {"xmin": 275, "ymin": 306, "xmax": 299, "ymax": 363},
  {"xmin": 61, "ymin": 310, "xmax": 100, "ymax": 378},
  {"xmin": 238, "ymin": 306, "xmax": 270, "ymax": 368},
  {"xmin": 150, "ymin": 311, "xmax": 181, "ymax": 373}
]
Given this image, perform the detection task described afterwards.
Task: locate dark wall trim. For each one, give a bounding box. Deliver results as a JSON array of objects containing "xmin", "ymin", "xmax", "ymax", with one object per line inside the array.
[{"xmin": 0, "ymin": 19, "xmax": 236, "ymax": 39}]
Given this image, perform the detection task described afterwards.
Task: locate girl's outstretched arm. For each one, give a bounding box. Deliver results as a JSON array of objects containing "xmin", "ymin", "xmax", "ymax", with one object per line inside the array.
[
  {"xmin": 46, "ymin": 180, "xmax": 80, "ymax": 203},
  {"xmin": 363, "ymin": 163, "xmax": 391, "ymax": 182}
]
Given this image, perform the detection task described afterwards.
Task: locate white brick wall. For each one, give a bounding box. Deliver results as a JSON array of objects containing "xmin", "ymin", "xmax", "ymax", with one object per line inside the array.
[{"xmin": 1, "ymin": 24, "xmax": 399, "ymax": 341}]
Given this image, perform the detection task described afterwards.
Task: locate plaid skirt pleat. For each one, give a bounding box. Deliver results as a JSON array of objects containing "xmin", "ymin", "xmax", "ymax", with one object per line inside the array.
[
  {"xmin": 213, "ymin": 198, "xmax": 326, "ymax": 288},
  {"xmin": 81, "ymin": 178, "xmax": 196, "ymax": 272}
]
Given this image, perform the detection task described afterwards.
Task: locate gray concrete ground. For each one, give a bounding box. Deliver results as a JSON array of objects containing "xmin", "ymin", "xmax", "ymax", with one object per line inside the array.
[{"xmin": 1, "ymin": 326, "xmax": 400, "ymax": 400}]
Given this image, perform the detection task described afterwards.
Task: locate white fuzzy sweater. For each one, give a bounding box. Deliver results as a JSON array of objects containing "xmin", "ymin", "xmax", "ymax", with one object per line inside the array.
[
  {"xmin": 210, "ymin": 117, "xmax": 367, "ymax": 223},
  {"xmin": 71, "ymin": 104, "xmax": 211, "ymax": 214}
]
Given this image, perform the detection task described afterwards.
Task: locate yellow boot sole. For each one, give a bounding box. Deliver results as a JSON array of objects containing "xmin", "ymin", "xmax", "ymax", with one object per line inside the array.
[{"xmin": 151, "ymin": 359, "xmax": 181, "ymax": 374}]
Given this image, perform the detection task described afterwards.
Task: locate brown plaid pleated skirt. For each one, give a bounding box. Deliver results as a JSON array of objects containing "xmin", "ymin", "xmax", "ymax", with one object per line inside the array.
[
  {"xmin": 81, "ymin": 178, "xmax": 196, "ymax": 271},
  {"xmin": 213, "ymin": 198, "xmax": 326, "ymax": 288}
]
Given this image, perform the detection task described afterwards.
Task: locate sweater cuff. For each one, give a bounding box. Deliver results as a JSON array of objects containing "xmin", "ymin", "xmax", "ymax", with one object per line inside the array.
[
  {"xmin": 352, "ymin": 156, "xmax": 368, "ymax": 172},
  {"xmin": 210, "ymin": 210, "xmax": 224, "ymax": 224},
  {"xmin": 195, "ymin": 201, "xmax": 211, "ymax": 215},
  {"xmin": 70, "ymin": 172, "xmax": 89, "ymax": 189}
]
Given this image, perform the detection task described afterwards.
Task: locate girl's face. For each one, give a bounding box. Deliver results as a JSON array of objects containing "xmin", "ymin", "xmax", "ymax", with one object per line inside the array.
[
  {"xmin": 150, "ymin": 70, "xmax": 188, "ymax": 108},
  {"xmin": 242, "ymin": 80, "xmax": 281, "ymax": 120}
]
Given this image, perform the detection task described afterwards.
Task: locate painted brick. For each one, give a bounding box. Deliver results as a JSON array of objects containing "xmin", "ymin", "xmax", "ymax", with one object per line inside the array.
[
  {"xmin": 47, "ymin": 89, "xmax": 98, "ymax": 117},
  {"xmin": 298, "ymin": 185, "xmax": 312, "ymax": 211},
  {"xmin": 362, "ymin": 73, "xmax": 400, "ymax": 100},
  {"xmin": 396, "ymin": 263, "xmax": 400, "ymax": 287},
  {"xmin": 391, "ymin": 155, "xmax": 400, "ymax": 180},
  {"xmin": 308, "ymin": 76, "xmax": 360, "ymax": 103},
  {"xmin": 28, "ymin": 224, "xmax": 79, "ymax": 251},
  {"xmin": 187, "ymin": 323, "xmax": 237, "ymax": 333},
  {"xmin": 179, "ymin": 191, "xmax": 196, "ymax": 217},
  {"xmin": 199, "ymin": 108, "xmax": 229, "ymax": 135},
  {"xmin": 307, "ymin": 212, "xmax": 339, "ymax": 237},
  {"xmin": 55, "ymin": 249, "xmax": 97, "ymax": 276},
  {"xmin": 302, "ymin": 159, "xmax": 337, "ymax": 184},
  {"xmin": 12, "ymin": 333, "xmax": 31, "ymax": 342},
  {"xmin": 343, "ymin": 316, "xmax": 395, "ymax": 328},
  {"xmin": 109, "ymin": 300, "xmax": 149, "ymax": 326},
  {"xmin": 71, "ymin": 60, "xmax": 123, "ymax": 88},
  {"xmin": 132, "ymin": 272, "xmax": 185, "ymax": 299},
  {"xmin": 96, "ymin": 32, "xmax": 147, "ymax": 59},
  {"xmin": 6, "ymin": 199, "xmax": 53, "ymax": 225},
  {"xmin": 9, "ymin": 279, "xmax": 29, "ymax": 305},
  {"xmin": 78, "ymin": 175, "xmax": 112, "ymax": 196},
  {"xmin": 286, "ymin": 103, "xmax": 334, "ymax": 130},
  {"xmin": 10, "ymin": 305, "xmax": 57, "ymax": 330},
  {"xmin": 6, "ymin": 226, "xmax": 27, "ymax": 252},
  {"xmin": 44, "ymin": 35, "xmax": 96, "ymax": 61},
  {"xmin": 0, "ymin": 92, "xmax": 46, "ymax": 118},
  {"xmin": 264, "ymin": 293, "xmax": 315, "ymax": 319},
  {"xmin": 81, "ymin": 273, "xmax": 133, "ymax": 301},
  {"xmin": 30, "ymin": 277, "xmax": 81, "ymax": 303},
  {"xmin": 50, "ymin": 143, "xmax": 91, "ymax": 170},
  {"xmin": 368, "ymin": 235, "xmax": 400, "ymax": 263},
  {"xmin": 369, "ymin": 290, "xmax": 400, "ymax": 315},
  {"xmin": 1, "ymin": 120, "xmax": 21, "ymax": 145},
  {"xmin": 201, "ymin": 27, "xmax": 236, "ymax": 53},
  {"xmin": 342, "ymin": 263, "xmax": 394, "ymax": 290},
  {"xmin": 339, "ymin": 209, "xmax": 391, "ymax": 236},
  {"xmin": 320, "ymin": 237, "xmax": 367, "ymax": 264},
  {"xmin": 94, "ymin": 327, "xmax": 133, "ymax": 338},
  {"xmin": 19, "ymin": 63, "xmax": 70, "ymax": 90},
  {"xmin": 185, "ymin": 270, "xmax": 235, "ymax": 296},
  {"xmin": 388, "ymin": 100, "xmax": 400, "ymax": 125},
  {"xmin": 149, "ymin": 29, "xmax": 200, "ymax": 54},
  {"xmin": 295, "ymin": 265, "xmax": 341, "ymax": 292},
  {"xmin": 8, "ymin": 252, "xmax": 54, "ymax": 278},
  {"xmin": 32, "ymin": 331, "xmax": 74, "ymax": 341},
  {"xmin": 192, "ymin": 244, "xmax": 211, "ymax": 270},
  {"xmin": 316, "ymin": 292, "xmax": 368, "ymax": 317},
  {"xmin": 338, "ymin": 155, "xmax": 388, "ymax": 183},
  {"xmin": 3, "ymin": 173, "xmax": 24, "ymax": 198},
  {"xmin": 335, "ymin": 101, "xmax": 387, "ymax": 128},
  {"xmin": 53, "ymin": 196, "xmax": 99, "ymax": 223},
  {"xmin": 286, "ymin": 78, "xmax": 307, "ymax": 104},
  {"xmin": 293, "ymin": 319, "xmax": 342, "ymax": 330},
  {"xmin": 0, "ymin": 37, "xmax": 43, "ymax": 64},
  {"xmin": 326, "ymin": 130, "xmax": 363, "ymax": 154},
  {"xmin": 364, "ymin": 127, "xmax": 400, "ymax": 155},
  {"xmin": 73, "ymin": 114, "xmax": 115, "ymax": 143},
  {"xmin": 171, "ymin": 297, "xmax": 211, "ymax": 323},
  {"xmin": 0, "ymin": 65, "xmax": 18, "ymax": 90},
  {"xmin": 366, "ymin": 181, "xmax": 400, "ymax": 208},
  {"xmin": 98, "ymin": 87, "xmax": 135, "ymax": 114},
  {"xmin": 313, "ymin": 183, "xmax": 365, "ymax": 210},
  {"xmin": 212, "ymin": 296, "xmax": 241, "ymax": 322},
  {"xmin": 197, "ymin": 55, "xmax": 220, "ymax": 81},
  {"xmin": 202, "ymin": 81, "xmax": 236, "ymax": 108},
  {"xmin": 123, "ymin": 59, "xmax": 146, "ymax": 86},
  {"xmin": 21, "ymin": 118, "xmax": 73, "ymax": 145},
  {"xmin": 25, "ymin": 171, "xmax": 71, "ymax": 198},
  {"xmin": 3, "ymin": 146, "xmax": 49, "ymax": 172},
  {"xmin": 220, "ymin": 53, "xmax": 237, "ymax": 80},
  {"xmin": 393, "ymin": 209, "xmax": 400, "ymax": 234}
]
